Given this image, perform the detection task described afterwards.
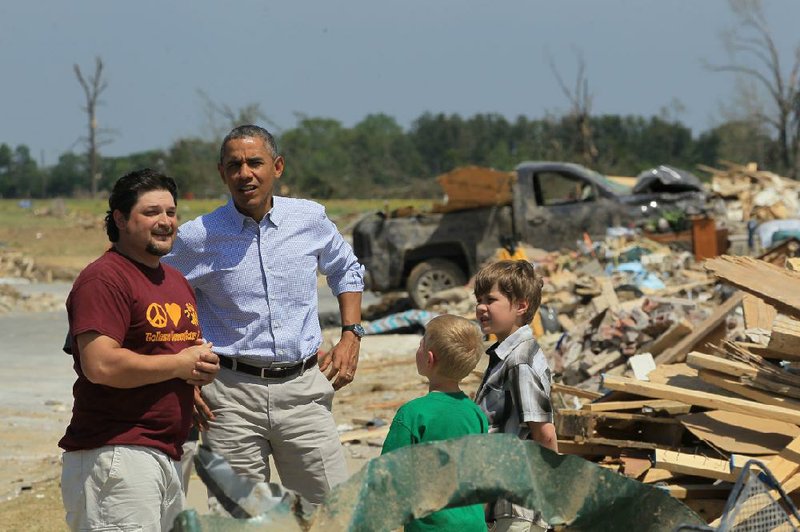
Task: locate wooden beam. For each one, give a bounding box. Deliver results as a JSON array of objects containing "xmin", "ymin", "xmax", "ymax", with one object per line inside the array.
[
  {"xmin": 654, "ymin": 291, "xmax": 744, "ymax": 365},
  {"xmin": 664, "ymin": 483, "xmax": 733, "ymax": 500},
  {"xmin": 602, "ymin": 375, "xmax": 800, "ymax": 425},
  {"xmin": 687, "ymin": 351, "xmax": 757, "ymax": 378},
  {"xmin": 585, "ymin": 399, "xmax": 690, "ymax": 414},
  {"xmin": 767, "ymin": 435, "xmax": 800, "ymax": 485},
  {"xmin": 654, "ymin": 449, "xmax": 738, "ymax": 482}
]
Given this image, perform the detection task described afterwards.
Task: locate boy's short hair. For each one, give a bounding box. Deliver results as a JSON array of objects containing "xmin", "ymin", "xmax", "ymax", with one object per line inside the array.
[
  {"xmin": 473, "ymin": 260, "xmax": 543, "ymax": 323},
  {"xmin": 424, "ymin": 314, "xmax": 484, "ymax": 381}
]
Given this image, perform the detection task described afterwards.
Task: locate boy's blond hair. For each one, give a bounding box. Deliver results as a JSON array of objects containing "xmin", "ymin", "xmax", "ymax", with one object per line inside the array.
[
  {"xmin": 473, "ymin": 260, "xmax": 543, "ymax": 324},
  {"xmin": 424, "ymin": 314, "xmax": 484, "ymax": 381}
]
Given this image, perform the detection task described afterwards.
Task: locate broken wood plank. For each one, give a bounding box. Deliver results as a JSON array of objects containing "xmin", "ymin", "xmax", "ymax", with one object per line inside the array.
[
  {"xmin": 768, "ymin": 314, "xmax": 800, "ymax": 358},
  {"xmin": 602, "ymin": 375, "xmax": 800, "ymax": 425},
  {"xmin": 555, "ymin": 440, "xmax": 621, "ymax": 456},
  {"xmin": 742, "ymin": 343, "xmax": 800, "ymax": 362},
  {"xmin": 585, "ymin": 399, "xmax": 689, "ymax": 415},
  {"xmin": 767, "ymin": 435, "xmax": 800, "ymax": 485},
  {"xmin": 664, "ymin": 483, "xmax": 733, "ymax": 500},
  {"xmin": 654, "ymin": 291, "xmax": 744, "ymax": 365},
  {"xmin": 705, "ymin": 256, "xmax": 800, "ymax": 319},
  {"xmin": 742, "ymin": 293, "xmax": 778, "ymax": 330},
  {"xmin": 698, "ymin": 369, "xmax": 800, "ymax": 410},
  {"xmin": 686, "ymin": 351, "xmax": 758, "ymax": 378},
  {"xmin": 654, "ymin": 449, "xmax": 738, "ymax": 482},
  {"xmin": 641, "ymin": 467, "xmax": 678, "ymax": 483}
]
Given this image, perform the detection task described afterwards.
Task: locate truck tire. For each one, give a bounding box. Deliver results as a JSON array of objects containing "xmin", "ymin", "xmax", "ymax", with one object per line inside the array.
[{"xmin": 406, "ymin": 259, "xmax": 467, "ymax": 309}]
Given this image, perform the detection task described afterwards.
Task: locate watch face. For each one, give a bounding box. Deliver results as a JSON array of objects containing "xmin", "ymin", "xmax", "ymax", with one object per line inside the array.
[
  {"xmin": 353, "ymin": 324, "xmax": 366, "ymax": 337},
  {"xmin": 344, "ymin": 324, "xmax": 366, "ymax": 338}
]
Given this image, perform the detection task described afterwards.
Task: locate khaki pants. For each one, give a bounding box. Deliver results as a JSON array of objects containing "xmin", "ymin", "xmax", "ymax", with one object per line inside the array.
[
  {"xmin": 202, "ymin": 365, "xmax": 348, "ymax": 505},
  {"xmin": 61, "ymin": 445, "xmax": 184, "ymax": 532}
]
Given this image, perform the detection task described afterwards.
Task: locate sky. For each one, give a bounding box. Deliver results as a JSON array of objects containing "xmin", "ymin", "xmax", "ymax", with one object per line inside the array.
[{"xmin": 2, "ymin": 0, "xmax": 799, "ymax": 166}]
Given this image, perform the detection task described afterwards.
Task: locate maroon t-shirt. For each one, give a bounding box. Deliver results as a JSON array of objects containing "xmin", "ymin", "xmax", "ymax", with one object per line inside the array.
[{"xmin": 59, "ymin": 249, "xmax": 201, "ymax": 460}]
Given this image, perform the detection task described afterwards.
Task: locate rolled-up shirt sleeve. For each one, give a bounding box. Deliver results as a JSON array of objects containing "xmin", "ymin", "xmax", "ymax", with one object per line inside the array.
[{"xmin": 317, "ymin": 211, "xmax": 364, "ymax": 295}]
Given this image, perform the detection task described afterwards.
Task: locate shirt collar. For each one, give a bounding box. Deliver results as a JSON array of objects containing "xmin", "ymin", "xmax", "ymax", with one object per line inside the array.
[
  {"xmin": 222, "ymin": 196, "xmax": 287, "ymax": 231},
  {"xmin": 493, "ymin": 324, "xmax": 533, "ymax": 360}
]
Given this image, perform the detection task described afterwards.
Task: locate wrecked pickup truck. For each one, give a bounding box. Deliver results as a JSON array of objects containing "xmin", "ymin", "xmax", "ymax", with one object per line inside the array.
[{"xmin": 352, "ymin": 162, "xmax": 707, "ymax": 307}]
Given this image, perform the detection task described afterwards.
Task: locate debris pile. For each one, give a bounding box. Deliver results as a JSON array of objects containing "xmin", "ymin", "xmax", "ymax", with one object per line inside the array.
[
  {"xmin": 554, "ymin": 252, "xmax": 800, "ymax": 526},
  {"xmin": 702, "ymin": 161, "xmax": 800, "ymax": 222}
]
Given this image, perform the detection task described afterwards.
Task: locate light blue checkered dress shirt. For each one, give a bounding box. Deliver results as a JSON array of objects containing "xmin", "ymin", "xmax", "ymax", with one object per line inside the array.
[{"xmin": 163, "ymin": 197, "xmax": 364, "ymax": 364}]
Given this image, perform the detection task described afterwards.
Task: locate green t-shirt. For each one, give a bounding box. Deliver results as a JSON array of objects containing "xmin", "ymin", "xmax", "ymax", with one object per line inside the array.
[{"xmin": 381, "ymin": 391, "xmax": 489, "ymax": 532}]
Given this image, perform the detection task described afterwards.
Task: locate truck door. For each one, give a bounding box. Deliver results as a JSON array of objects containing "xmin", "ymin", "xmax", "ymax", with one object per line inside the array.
[{"xmin": 521, "ymin": 170, "xmax": 611, "ymax": 249}]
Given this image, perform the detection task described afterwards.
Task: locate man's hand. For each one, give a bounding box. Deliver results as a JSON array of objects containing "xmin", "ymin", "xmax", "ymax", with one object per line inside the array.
[
  {"xmin": 179, "ymin": 340, "xmax": 219, "ymax": 386},
  {"xmin": 319, "ymin": 333, "xmax": 360, "ymax": 390},
  {"xmin": 192, "ymin": 385, "xmax": 216, "ymax": 431}
]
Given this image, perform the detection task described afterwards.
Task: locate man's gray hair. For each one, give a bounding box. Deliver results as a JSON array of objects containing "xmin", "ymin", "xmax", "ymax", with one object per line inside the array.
[{"xmin": 219, "ymin": 125, "xmax": 279, "ymax": 163}]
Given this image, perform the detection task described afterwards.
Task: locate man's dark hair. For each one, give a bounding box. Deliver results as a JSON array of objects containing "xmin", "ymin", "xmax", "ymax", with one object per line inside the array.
[
  {"xmin": 219, "ymin": 125, "xmax": 279, "ymax": 163},
  {"xmin": 104, "ymin": 168, "xmax": 178, "ymax": 242}
]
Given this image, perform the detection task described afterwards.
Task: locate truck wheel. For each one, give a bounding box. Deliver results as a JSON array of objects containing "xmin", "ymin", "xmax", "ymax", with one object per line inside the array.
[{"xmin": 406, "ymin": 259, "xmax": 467, "ymax": 308}]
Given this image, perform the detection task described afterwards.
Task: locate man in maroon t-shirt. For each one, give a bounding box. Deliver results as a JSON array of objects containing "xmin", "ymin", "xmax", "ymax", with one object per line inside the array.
[{"xmin": 59, "ymin": 169, "xmax": 220, "ymax": 532}]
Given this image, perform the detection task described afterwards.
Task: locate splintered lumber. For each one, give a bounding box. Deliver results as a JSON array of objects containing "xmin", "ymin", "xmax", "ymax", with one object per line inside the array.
[
  {"xmin": 742, "ymin": 294, "xmax": 778, "ymax": 330},
  {"xmin": 698, "ymin": 369, "xmax": 800, "ymax": 410},
  {"xmin": 641, "ymin": 468, "xmax": 678, "ymax": 483},
  {"xmin": 704, "ymin": 256, "xmax": 800, "ymax": 319},
  {"xmin": 654, "ymin": 291, "xmax": 744, "ymax": 365},
  {"xmin": 654, "ymin": 449, "xmax": 738, "ymax": 482},
  {"xmin": 551, "ymin": 383, "xmax": 603, "ymax": 401},
  {"xmin": 687, "ymin": 352, "xmax": 757, "ymax": 378},
  {"xmin": 555, "ymin": 440, "xmax": 621, "ymax": 456},
  {"xmin": 768, "ymin": 314, "xmax": 800, "ymax": 358},
  {"xmin": 585, "ymin": 399, "xmax": 690, "ymax": 415},
  {"xmin": 602, "ymin": 375, "xmax": 800, "ymax": 425},
  {"xmin": 744, "ymin": 343, "xmax": 800, "ymax": 362}
]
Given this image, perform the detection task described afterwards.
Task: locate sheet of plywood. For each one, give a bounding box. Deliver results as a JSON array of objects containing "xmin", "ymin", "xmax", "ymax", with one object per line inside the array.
[
  {"xmin": 647, "ymin": 363, "xmax": 739, "ymax": 398},
  {"xmin": 602, "ymin": 375, "xmax": 800, "ymax": 425},
  {"xmin": 704, "ymin": 256, "xmax": 800, "ymax": 319},
  {"xmin": 679, "ymin": 410, "xmax": 800, "ymax": 455},
  {"xmin": 686, "ymin": 352, "xmax": 757, "ymax": 378}
]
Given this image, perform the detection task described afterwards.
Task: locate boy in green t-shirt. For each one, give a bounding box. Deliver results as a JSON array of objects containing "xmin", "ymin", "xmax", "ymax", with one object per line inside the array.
[{"xmin": 381, "ymin": 314, "xmax": 489, "ymax": 532}]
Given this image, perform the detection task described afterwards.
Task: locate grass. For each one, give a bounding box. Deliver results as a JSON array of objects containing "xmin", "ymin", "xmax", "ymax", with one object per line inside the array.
[{"xmin": 0, "ymin": 197, "xmax": 433, "ymax": 274}]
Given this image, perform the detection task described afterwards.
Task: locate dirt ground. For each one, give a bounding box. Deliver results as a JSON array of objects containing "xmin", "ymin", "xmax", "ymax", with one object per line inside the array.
[{"xmin": 0, "ymin": 283, "xmax": 486, "ymax": 531}]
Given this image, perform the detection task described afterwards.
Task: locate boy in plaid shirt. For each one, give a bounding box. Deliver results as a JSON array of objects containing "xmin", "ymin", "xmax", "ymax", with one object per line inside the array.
[{"xmin": 474, "ymin": 260, "xmax": 557, "ymax": 532}]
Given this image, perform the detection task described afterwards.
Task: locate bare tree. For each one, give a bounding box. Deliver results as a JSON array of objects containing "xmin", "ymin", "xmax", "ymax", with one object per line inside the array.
[
  {"xmin": 196, "ymin": 90, "xmax": 279, "ymax": 141},
  {"xmin": 74, "ymin": 57, "xmax": 112, "ymax": 197},
  {"xmin": 708, "ymin": 0, "xmax": 800, "ymax": 176},
  {"xmin": 547, "ymin": 48, "xmax": 599, "ymax": 167}
]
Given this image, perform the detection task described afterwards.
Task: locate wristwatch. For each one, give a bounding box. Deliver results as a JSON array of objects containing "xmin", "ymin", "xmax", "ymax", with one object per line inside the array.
[{"xmin": 341, "ymin": 323, "xmax": 366, "ymax": 339}]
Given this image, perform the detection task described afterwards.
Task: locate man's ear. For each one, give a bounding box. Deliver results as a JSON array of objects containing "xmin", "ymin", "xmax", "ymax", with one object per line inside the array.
[
  {"xmin": 218, "ymin": 163, "xmax": 225, "ymax": 183},
  {"xmin": 273, "ymin": 155, "xmax": 285, "ymax": 178},
  {"xmin": 112, "ymin": 210, "xmax": 126, "ymax": 231}
]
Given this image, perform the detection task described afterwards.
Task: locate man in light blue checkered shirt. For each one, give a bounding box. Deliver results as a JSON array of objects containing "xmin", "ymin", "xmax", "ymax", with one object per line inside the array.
[{"xmin": 163, "ymin": 125, "xmax": 364, "ymax": 506}]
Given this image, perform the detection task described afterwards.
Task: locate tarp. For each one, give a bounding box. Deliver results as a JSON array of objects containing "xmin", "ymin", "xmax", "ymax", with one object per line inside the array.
[{"xmin": 174, "ymin": 434, "xmax": 704, "ymax": 531}]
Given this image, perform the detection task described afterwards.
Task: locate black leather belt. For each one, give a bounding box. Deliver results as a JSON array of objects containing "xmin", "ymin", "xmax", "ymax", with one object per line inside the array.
[{"xmin": 218, "ymin": 354, "xmax": 318, "ymax": 379}]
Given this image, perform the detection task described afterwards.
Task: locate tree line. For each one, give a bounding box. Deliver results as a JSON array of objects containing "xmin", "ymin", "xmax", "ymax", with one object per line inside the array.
[{"xmin": 0, "ymin": 110, "xmax": 780, "ymax": 200}]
